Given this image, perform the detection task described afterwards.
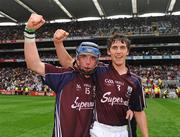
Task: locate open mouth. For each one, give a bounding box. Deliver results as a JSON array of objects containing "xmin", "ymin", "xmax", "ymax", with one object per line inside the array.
[
  {"xmin": 115, "ymin": 56, "xmax": 123, "ymax": 60},
  {"xmin": 83, "ymin": 67, "xmax": 92, "ymax": 72}
]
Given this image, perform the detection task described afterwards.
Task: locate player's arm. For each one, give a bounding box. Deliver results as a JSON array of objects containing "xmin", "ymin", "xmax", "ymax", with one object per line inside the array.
[
  {"xmin": 53, "ymin": 30, "xmax": 74, "ymax": 67},
  {"xmin": 134, "ymin": 111, "xmax": 148, "ymax": 137},
  {"xmin": 129, "ymin": 77, "xmax": 148, "ymax": 137},
  {"xmin": 24, "ymin": 13, "xmax": 46, "ymax": 75},
  {"xmin": 135, "ymin": 78, "xmax": 148, "ymax": 137}
]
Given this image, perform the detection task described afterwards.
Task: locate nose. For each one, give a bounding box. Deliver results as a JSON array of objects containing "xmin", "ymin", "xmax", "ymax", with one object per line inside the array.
[
  {"xmin": 85, "ymin": 56, "xmax": 92, "ymax": 66},
  {"xmin": 116, "ymin": 47, "xmax": 122, "ymax": 53}
]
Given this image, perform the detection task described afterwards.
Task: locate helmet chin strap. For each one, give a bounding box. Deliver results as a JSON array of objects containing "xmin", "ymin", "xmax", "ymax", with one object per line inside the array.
[
  {"xmin": 74, "ymin": 59, "xmax": 97, "ymax": 76},
  {"xmin": 79, "ymin": 67, "xmax": 96, "ymax": 76}
]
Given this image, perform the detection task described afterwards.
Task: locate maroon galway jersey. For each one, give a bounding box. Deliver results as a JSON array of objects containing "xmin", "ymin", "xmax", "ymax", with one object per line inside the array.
[{"xmin": 44, "ymin": 64, "xmax": 95, "ymax": 137}]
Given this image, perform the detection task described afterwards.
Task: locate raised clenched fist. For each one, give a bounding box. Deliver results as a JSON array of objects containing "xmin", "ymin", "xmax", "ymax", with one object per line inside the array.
[
  {"xmin": 53, "ymin": 29, "xmax": 69, "ymax": 43},
  {"xmin": 26, "ymin": 13, "xmax": 45, "ymax": 30}
]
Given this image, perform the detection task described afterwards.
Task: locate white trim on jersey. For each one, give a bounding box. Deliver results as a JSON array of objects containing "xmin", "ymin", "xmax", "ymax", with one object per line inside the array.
[
  {"xmin": 55, "ymin": 104, "xmax": 61, "ymax": 137},
  {"xmin": 55, "ymin": 89, "xmax": 63, "ymax": 137},
  {"xmin": 140, "ymin": 79, "xmax": 147, "ymax": 109}
]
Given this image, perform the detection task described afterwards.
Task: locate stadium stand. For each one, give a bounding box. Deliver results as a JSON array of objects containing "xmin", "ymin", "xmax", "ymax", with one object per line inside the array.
[
  {"xmin": 0, "ymin": 16, "xmax": 179, "ymax": 98},
  {"xmin": 0, "ymin": 15, "xmax": 180, "ymax": 41}
]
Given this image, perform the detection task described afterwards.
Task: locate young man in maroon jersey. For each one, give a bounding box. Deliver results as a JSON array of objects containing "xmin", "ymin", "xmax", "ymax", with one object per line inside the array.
[{"xmin": 55, "ymin": 34, "xmax": 148, "ymax": 136}]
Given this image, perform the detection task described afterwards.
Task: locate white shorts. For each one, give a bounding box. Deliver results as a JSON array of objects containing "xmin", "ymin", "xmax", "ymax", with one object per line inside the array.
[{"xmin": 90, "ymin": 121, "xmax": 128, "ymax": 137}]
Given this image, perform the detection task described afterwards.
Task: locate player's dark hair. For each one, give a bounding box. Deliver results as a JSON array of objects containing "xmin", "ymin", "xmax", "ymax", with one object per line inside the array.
[{"xmin": 107, "ymin": 34, "xmax": 131, "ymax": 51}]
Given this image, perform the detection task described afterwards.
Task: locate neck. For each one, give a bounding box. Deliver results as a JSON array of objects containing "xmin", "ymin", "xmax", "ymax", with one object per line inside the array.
[{"xmin": 112, "ymin": 63, "xmax": 127, "ymax": 75}]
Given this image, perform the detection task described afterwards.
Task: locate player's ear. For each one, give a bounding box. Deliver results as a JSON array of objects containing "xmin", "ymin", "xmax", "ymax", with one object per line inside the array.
[
  {"xmin": 126, "ymin": 51, "xmax": 129, "ymax": 55},
  {"xmin": 107, "ymin": 49, "xmax": 111, "ymax": 55}
]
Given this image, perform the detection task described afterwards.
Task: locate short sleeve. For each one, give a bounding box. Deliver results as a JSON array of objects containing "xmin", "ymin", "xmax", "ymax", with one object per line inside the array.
[{"xmin": 129, "ymin": 79, "xmax": 146, "ymax": 111}]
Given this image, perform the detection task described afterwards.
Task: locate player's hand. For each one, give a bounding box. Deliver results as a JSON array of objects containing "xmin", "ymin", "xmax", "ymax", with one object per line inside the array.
[
  {"xmin": 53, "ymin": 29, "xmax": 69, "ymax": 44},
  {"xmin": 26, "ymin": 13, "xmax": 45, "ymax": 30},
  {"xmin": 126, "ymin": 109, "xmax": 134, "ymax": 120}
]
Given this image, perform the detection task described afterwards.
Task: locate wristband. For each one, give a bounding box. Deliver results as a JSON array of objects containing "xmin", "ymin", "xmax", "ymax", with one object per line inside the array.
[
  {"xmin": 24, "ymin": 31, "xmax": 35, "ymax": 39},
  {"xmin": 24, "ymin": 27, "xmax": 36, "ymax": 34},
  {"xmin": 24, "ymin": 31, "xmax": 36, "ymax": 43}
]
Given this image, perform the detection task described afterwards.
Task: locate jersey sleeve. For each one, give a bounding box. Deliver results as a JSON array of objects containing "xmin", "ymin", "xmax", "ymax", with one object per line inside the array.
[
  {"xmin": 43, "ymin": 63, "xmax": 73, "ymax": 93},
  {"xmin": 129, "ymin": 78, "xmax": 146, "ymax": 111}
]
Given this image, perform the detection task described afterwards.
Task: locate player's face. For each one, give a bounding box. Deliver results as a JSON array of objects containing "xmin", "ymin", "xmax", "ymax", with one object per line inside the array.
[
  {"xmin": 107, "ymin": 40, "xmax": 129, "ymax": 67},
  {"xmin": 77, "ymin": 54, "xmax": 97, "ymax": 73}
]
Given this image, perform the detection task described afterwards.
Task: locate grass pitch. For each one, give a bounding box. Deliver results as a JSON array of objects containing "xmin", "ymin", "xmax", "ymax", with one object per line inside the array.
[
  {"xmin": 145, "ymin": 98, "xmax": 180, "ymax": 137},
  {"xmin": 0, "ymin": 95, "xmax": 180, "ymax": 137},
  {"xmin": 0, "ymin": 95, "xmax": 54, "ymax": 137}
]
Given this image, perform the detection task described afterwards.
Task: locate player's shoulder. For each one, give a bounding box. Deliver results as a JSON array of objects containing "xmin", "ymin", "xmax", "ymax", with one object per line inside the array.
[
  {"xmin": 97, "ymin": 62, "xmax": 109, "ymax": 67},
  {"xmin": 95, "ymin": 62, "xmax": 109, "ymax": 74},
  {"xmin": 45, "ymin": 63, "xmax": 74, "ymax": 74},
  {"xmin": 130, "ymin": 72, "xmax": 141, "ymax": 79},
  {"xmin": 97, "ymin": 62, "xmax": 109, "ymax": 69},
  {"xmin": 129, "ymin": 72, "xmax": 142, "ymax": 83}
]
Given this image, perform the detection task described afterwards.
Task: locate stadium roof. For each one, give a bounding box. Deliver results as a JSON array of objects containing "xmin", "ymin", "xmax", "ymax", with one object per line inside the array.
[{"xmin": 0, "ymin": 0, "xmax": 180, "ymax": 25}]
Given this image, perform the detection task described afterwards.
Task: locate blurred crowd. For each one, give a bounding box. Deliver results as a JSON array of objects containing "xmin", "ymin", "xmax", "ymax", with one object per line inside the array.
[
  {"xmin": 129, "ymin": 48, "xmax": 179, "ymax": 56},
  {"xmin": 0, "ymin": 65, "xmax": 179, "ymax": 97},
  {"xmin": 131, "ymin": 65, "xmax": 180, "ymax": 98},
  {"xmin": 0, "ymin": 15, "xmax": 180, "ymax": 41},
  {"xmin": 0, "ymin": 67, "xmax": 43, "ymax": 91}
]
